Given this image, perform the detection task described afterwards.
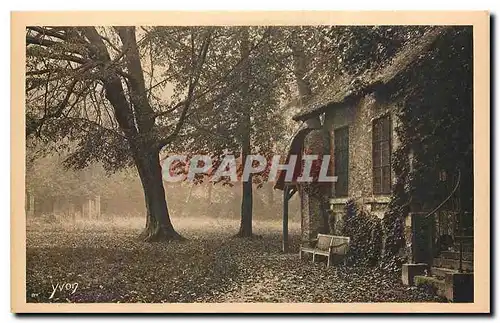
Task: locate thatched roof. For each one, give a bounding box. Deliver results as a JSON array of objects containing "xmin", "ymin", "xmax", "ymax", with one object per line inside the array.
[{"xmin": 293, "ymin": 26, "xmax": 447, "ymax": 121}]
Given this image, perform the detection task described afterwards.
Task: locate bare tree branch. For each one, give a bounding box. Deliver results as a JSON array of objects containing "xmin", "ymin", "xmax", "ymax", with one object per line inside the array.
[
  {"xmin": 27, "ymin": 26, "xmax": 68, "ymax": 41},
  {"xmin": 65, "ymin": 116, "xmax": 126, "ymax": 140},
  {"xmin": 26, "ymin": 45, "xmax": 89, "ymax": 65},
  {"xmin": 100, "ymin": 34, "xmax": 121, "ymax": 53},
  {"xmin": 149, "ymin": 27, "xmax": 271, "ymax": 109},
  {"xmin": 156, "ymin": 30, "xmax": 213, "ymax": 149},
  {"xmin": 28, "ymin": 78, "xmax": 79, "ymax": 136},
  {"xmin": 114, "ymin": 26, "xmax": 157, "ymax": 133},
  {"xmin": 80, "ymin": 26, "xmax": 139, "ymax": 138}
]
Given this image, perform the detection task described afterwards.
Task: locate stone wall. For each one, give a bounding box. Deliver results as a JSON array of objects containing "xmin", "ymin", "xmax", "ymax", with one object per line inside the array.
[
  {"xmin": 298, "ymin": 92, "xmax": 403, "ymax": 241},
  {"xmin": 324, "ymin": 93, "xmax": 401, "ymax": 220}
]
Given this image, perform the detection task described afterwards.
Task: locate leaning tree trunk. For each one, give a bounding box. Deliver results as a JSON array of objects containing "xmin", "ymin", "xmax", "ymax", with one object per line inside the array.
[
  {"xmin": 135, "ymin": 149, "xmax": 183, "ymax": 242},
  {"xmin": 73, "ymin": 26, "xmax": 186, "ymax": 242}
]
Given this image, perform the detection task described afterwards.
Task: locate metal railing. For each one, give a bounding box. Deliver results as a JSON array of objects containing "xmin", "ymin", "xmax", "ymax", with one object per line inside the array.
[{"xmin": 423, "ymin": 168, "xmax": 471, "ymax": 273}]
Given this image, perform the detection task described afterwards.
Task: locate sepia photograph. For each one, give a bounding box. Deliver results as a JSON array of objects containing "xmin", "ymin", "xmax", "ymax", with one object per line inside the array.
[{"xmin": 10, "ymin": 11, "xmax": 490, "ymax": 313}]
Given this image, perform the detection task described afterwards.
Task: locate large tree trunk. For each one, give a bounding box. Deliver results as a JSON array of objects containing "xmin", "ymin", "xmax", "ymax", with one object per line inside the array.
[
  {"xmin": 237, "ymin": 147, "xmax": 253, "ymax": 237},
  {"xmin": 88, "ymin": 27, "xmax": 182, "ymax": 242},
  {"xmin": 236, "ymin": 27, "xmax": 254, "ymax": 238},
  {"xmin": 135, "ymin": 149, "xmax": 183, "ymax": 242}
]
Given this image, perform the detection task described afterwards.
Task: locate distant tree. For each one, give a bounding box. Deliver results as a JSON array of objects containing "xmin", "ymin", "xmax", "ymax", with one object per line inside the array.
[{"xmin": 166, "ymin": 27, "xmax": 289, "ymax": 237}]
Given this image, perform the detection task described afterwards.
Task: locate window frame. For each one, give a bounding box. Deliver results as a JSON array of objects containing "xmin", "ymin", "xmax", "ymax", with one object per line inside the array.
[
  {"xmin": 372, "ymin": 114, "xmax": 392, "ymax": 195},
  {"xmin": 334, "ymin": 126, "xmax": 349, "ymax": 197}
]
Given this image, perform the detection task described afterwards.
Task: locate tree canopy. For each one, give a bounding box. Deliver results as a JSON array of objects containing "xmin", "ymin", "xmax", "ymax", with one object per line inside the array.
[{"xmin": 26, "ymin": 25, "xmax": 440, "ymax": 241}]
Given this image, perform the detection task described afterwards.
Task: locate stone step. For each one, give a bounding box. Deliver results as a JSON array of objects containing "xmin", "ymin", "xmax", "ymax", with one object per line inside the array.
[
  {"xmin": 431, "ymin": 266, "xmax": 459, "ymax": 278},
  {"xmin": 453, "ymin": 244, "xmax": 474, "ymax": 253},
  {"xmin": 415, "ymin": 272, "xmax": 474, "ymax": 302},
  {"xmin": 433, "ymin": 257, "xmax": 473, "ymax": 271},
  {"xmin": 440, "ymin": 251, "xmax": 473, "ymax": 261},
  {"xmin": 414, "ymin": 275, "xmax": 448, "ymax": 299}
]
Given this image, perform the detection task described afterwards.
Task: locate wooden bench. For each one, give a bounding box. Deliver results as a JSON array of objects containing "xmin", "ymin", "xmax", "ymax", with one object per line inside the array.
[{"xmin": 300, "ymin": 234, "xmax": 350, "ymax": 267}]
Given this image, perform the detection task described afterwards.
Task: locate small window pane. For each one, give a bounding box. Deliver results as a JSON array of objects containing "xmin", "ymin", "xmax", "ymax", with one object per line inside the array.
[
  {"xmin": 382, "ymin": 118, "xmax": 390, "ymax": 140},
  {"xmin": 373, "ymin": 144, "xmax": 381, "ymax": 168},
  {"xmin": 381, "ymin": 141, "xmax": 390, "ymax": 166},
  {"xmin": 382, "ymin": 166, "xmax": 391, "ymax": 194},
  {"xmin": 373, "ymin": 168, "xmax": 382, "ymax": 194},
  {"xmin": 372, "ymin": 115, "xmax": 391, "ymax": 195},
  {"xmin": 372, "ymin": 122, "xmax": 381, "ymax": 142}
]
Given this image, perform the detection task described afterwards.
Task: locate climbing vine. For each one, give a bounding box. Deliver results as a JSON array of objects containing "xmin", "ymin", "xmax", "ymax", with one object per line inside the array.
[
  {"xmin": 342, "ymin": 200, "xmax": 383, "ymax": 266},
  {"xmin": 380, "ymin": 27, "xmax": 473, "ymax": 270}
]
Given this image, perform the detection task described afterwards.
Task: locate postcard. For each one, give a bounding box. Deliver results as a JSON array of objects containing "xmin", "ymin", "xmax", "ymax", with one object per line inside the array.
[{"xmin": 11, "ymin": 11, "xmax": 490, "ymax": 313}]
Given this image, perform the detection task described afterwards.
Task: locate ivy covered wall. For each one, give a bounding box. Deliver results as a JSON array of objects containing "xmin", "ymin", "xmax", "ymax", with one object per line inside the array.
[
  {"xmin": 320, "ymin": 27, "xmax": 473, "ymax": 269},
  {"xmin": 381, "ymin": 27, "xmax": 473, "ymax": 268}
]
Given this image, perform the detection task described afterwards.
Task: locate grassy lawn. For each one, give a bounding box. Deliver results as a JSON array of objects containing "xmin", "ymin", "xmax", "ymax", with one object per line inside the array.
[{"xmin": 26, "ymin": 217, "xmax": 443, "ymax": 303}]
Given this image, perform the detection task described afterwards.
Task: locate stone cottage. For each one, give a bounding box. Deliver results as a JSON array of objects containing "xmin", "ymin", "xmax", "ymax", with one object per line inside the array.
[{"xmin": 276, "ymin": 26, "xmax": 474, "ymax": 300}]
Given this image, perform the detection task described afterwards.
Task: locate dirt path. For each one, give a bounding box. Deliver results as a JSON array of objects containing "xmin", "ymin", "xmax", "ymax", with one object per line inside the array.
[
  {"xmin": 213, "ymin": 254, "xmax": 299, "ymax": 302},
  {"xmin": 206, "ymin": 240, "xmax": 443, "ymax": 303}
]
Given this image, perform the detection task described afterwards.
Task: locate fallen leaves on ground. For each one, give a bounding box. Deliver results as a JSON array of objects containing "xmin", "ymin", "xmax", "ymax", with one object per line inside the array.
[{"xmin": 26, "ymin": 217, "xmax": 443, "ymax": 303}]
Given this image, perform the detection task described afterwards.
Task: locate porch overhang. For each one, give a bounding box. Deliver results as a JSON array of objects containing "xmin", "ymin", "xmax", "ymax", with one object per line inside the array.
[{"xmin": 274, "ymin": 115, "xmax": 322, "ymax": 191}]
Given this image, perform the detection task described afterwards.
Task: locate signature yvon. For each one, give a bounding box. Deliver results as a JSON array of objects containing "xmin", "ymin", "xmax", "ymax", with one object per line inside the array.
[{"xmin": 49, "ymin": 282, "xmax": 79, "ymax": 299}]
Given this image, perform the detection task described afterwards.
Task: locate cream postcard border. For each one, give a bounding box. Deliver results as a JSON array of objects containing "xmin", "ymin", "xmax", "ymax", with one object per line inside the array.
[{"xmin": 11, "ymin": 10, "xmax": 490, "ymax": 313}]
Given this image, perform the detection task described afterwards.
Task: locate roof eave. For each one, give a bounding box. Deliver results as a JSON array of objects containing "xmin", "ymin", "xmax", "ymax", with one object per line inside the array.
[{"xmin": 292, "ymin": 82, "xmax": 382, "ymax": 122}]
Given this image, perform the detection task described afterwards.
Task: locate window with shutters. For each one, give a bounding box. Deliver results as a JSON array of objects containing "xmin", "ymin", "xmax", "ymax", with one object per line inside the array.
[
  {"xmin": 334, "ymin": 126, "xmax": 349, "ymax": 197},
  {"xmin": 372, "ymin": 115, "xmax": 392, "ymax": 195}
]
